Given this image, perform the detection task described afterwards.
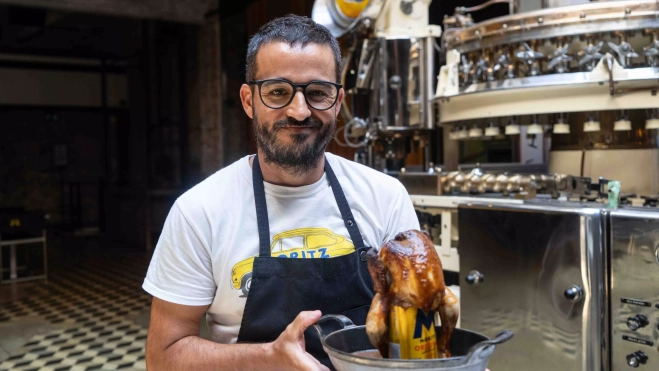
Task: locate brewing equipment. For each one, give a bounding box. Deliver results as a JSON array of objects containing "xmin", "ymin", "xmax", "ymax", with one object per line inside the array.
[
  {"xmin": 610, "ymin": 208, "xmax": 659, "ymax": 370},
  {"xmin": 312, "ymin": 0, "xmax": 441, "ymax": 172},
  {"xmin": 458, "ymin": 202, "xmax": 608, "ymax": 371},
  {"xmin": 311, "ymin": 2, "xmax": 659, "ymax": 369},
  {"xmin": 456, "ymin": 199, "xmax": 659, "ymax": 371},
  {"xmin": 437, "ymin": 0, "xmax": 659, "ymax": 196}
]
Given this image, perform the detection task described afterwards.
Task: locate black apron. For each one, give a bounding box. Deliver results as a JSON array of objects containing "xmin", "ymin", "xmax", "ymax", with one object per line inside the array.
[{"xmin": 236, "ymin": 155, "xmax": 375, "ymax": 369}]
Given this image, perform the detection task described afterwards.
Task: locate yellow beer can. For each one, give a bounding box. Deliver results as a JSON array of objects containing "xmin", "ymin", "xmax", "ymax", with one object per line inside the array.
[{"xmin": 388, "ymin": 305, "xmax": 439, "ymax": 359}]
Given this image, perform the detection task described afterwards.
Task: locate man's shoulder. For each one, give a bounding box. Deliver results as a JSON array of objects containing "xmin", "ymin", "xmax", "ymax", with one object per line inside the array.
[
  {"xmin": 326, "ymin": 152, "xmax": 403, "ymax": 189},
  {"xmin": 176, "ymin": 157, "xmax": 250, "ymax": 214}
]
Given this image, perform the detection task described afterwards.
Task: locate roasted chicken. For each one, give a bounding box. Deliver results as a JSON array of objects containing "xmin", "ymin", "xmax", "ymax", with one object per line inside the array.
[{"xmin": 365, "ymin": 230, "xmax": 459, "ymax": 358}]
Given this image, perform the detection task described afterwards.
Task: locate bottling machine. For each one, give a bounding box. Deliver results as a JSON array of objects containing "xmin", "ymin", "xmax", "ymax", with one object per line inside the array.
[
  {"xmin": 313, "ymin": 1, "xmax": 659, "ymax": 370},
  {"xmin": 313, "ymin": 0, "xmax": 441, "ymax": 173}
]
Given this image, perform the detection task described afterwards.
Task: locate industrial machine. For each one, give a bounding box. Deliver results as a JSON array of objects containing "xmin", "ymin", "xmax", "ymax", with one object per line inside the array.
[
  {"xmin": 314, "ymin": 0, "xmax": 659, "ymax": 196},
  {"xmin": 313, "ymin": 1, "xmax": 659, "ymax": 370},
  {"xmin": 457, "ymin": 200, "xmax": 659, "ymax": 371},
  {"xmin": 313, "ymin": 0, "xmax": 441, "ymax": 173},
  {"xmin": 459, "ymin": 201, "xmax": 608, "ymax": 371},
  {"xmin": 438, "ymin": 0, "xmax": 659, "ymax": 195},
  {"xmin": 610, "ymin": 207, "xmax": 659, "ymax": 370}
]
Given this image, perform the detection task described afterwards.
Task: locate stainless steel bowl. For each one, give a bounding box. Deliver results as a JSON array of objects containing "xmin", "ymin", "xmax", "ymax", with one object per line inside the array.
[{"xmin": 313, "ymin": 315, "xmax": 513, "ymax": 371}]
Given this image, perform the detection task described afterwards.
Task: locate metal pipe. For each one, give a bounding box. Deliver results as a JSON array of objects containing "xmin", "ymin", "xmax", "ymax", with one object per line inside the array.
[
  {"xmin": 424, "ymin": 36, "xmax": 435, "ymax": 130},
  {"xmin": 340, "ymin": 38, "xmax": 356, "ymax": 124},
  {"xmin": 456, "ymin": 0, "xmax": 519, "ymax": 15}
]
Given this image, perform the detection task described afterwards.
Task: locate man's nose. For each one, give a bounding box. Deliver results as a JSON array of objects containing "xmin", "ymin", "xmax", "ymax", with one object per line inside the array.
[{"xmin": 286, "ymin": 90, "xmax": 311, "ymax": 121}]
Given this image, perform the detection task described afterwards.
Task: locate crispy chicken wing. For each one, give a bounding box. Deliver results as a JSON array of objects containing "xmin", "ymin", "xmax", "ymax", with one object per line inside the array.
[{"xmin": 365, "ymin": 230, "xmax": 459, "ymax": 358}]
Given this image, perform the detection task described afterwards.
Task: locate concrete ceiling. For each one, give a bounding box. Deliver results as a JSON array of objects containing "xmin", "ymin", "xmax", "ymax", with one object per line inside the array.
[
  {"xmin": 0, "ymin": 0, "xmax": 217, "ymax": 24},
  {"xmin": 0, "ymin": 6, "xmax": 143, "ymax": 59}
]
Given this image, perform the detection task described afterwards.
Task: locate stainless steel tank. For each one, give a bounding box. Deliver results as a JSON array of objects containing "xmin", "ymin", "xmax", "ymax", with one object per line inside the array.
[
  {"xmin": 609, "ymin": 207, "xmax": 659, "ymax": 370},
  {"xmin": 457, "ymin": 202, "xmax": 608, "ymax": 371}
]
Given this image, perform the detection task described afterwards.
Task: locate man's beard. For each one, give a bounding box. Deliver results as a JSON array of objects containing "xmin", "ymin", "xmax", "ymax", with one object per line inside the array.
[{"xmin": 253, "ymin": 112, "xmax": 336, "ymax": 176}]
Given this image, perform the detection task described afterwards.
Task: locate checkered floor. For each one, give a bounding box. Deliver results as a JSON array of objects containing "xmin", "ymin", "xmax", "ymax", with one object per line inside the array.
[{"xmin": 0, "ymin": 251, "xmax": 152, "ymax": 371}]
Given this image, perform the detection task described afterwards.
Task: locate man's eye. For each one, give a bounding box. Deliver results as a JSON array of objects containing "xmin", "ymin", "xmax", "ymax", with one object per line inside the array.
[
  {"xmin": 269, "ymin": 89, "xmax": 289, "ymax": 96},
  {"xmin": 308, "ymin": 90, "xmax": 329, "ymax": 97}
]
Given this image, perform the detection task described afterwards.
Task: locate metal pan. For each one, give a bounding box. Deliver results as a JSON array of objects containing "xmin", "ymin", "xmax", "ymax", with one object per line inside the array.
[{"xmin": 314, "ymin": 314, "xmax": 513, "ymax": 371}]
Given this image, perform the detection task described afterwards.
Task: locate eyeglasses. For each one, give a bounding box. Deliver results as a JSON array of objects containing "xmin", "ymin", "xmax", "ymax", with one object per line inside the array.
[{"xmin": 248, "ymin": 79, "xmax": 342, "ymax": 111}]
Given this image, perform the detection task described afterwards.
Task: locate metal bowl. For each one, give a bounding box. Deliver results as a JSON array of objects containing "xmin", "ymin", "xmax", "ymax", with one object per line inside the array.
[{"xmin": 314, "ymin": 315, "xmax": 513, "ymax": 371}]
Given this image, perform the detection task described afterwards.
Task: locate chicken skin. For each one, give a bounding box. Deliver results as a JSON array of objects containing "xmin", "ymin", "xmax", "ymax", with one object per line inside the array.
[{"xmin": 365, "ymin": 230, "xmax": 459, "ymax": 358}]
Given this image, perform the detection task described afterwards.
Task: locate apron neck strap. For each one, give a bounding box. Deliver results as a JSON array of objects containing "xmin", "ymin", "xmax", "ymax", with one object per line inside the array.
[
  {"xmin": 323, "ymin": 159, "xmax": 366, "ymax": 250},
  {"xmin": 252, "ymin": 154, "xmax": 366, "ymax": 257}
]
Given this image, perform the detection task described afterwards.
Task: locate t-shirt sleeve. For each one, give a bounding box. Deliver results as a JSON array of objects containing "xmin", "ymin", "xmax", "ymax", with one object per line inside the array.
[
  {"xmin": 382, "ymin": 182, "xmax": 421, "ymax": 244},
  {"xmin": 143, "ymin": 201, "xmax": 216, "ymax": 306}
]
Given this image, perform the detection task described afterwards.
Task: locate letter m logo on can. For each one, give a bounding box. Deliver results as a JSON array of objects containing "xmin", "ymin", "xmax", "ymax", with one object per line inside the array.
[{"xmin": 413, "ymin": 309, "xmax": 435, "ymax": 339}]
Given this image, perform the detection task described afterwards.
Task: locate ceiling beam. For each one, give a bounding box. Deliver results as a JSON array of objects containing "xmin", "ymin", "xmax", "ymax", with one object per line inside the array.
[{"xmin": 0, "ymin": 0, "xmax": 217, "ymax": 24}]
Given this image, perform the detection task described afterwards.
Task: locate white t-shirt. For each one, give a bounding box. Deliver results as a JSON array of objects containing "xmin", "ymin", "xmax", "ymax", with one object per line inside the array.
[{"xmin": 143, "ymin": 152, "xmax": 420, "ymax": 344}]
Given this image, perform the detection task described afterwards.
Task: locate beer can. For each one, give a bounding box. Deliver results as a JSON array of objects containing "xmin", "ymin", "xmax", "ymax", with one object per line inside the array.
[{"xmin": 388, "ymin": 305, "xmax": 439, "ymax": 359}]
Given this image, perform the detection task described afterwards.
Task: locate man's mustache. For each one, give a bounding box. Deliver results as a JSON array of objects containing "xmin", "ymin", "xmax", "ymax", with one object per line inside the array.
[{"xmin": 272, "ymin": 117, "xmax": 322, "ymax": 131}]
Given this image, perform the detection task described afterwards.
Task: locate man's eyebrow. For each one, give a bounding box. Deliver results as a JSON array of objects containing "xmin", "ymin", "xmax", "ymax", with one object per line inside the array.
[{"xmin": 257, "ymin": 77, "xmax": 333, "ymax": 84}]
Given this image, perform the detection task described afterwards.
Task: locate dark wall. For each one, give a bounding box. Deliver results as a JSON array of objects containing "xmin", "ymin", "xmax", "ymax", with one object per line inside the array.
[
  {"xmin": 0, "ymin": 8, "xmax": 199, "ymax": 248},
  {"xmin": 0, "ymin": 107, "xmax": 111, "ymax": 227}
]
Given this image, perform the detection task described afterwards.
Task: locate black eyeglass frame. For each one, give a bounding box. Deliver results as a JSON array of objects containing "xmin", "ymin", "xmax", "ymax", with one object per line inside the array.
[{"xmin": 247, "ymin": 79, "xmax": 343, "ymax": 111}]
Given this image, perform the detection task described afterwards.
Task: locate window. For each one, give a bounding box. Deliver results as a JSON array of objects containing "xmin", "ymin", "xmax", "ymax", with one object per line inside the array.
[
  {"xmin": 279, "ymin": 236, "xmax": 304, "ymax": 251},
  {"xmin": 307, "ymin": 234, "xmax": 337, "ymax": 249}
]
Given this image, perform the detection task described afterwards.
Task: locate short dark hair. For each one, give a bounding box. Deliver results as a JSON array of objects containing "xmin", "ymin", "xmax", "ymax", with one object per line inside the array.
[{"xmin": 246, "ymin": 14, "xmax": 342, "ymax": 83}]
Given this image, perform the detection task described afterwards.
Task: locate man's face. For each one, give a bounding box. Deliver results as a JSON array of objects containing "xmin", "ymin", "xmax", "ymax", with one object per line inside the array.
[{"xmin": 240, "ymin": 42, "xmax": 343, "ymax": 174}]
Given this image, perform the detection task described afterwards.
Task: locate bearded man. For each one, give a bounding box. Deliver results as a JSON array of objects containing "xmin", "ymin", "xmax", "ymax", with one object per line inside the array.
[{"xmin": 143, "ymin": 14, "xmax": 419, "ymax": 371}]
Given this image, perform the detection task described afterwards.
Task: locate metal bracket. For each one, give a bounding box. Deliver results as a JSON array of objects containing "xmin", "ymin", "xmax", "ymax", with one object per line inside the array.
[{"xmin": 605, "ymin": 54, "xmax": 615, "ymax": 96}]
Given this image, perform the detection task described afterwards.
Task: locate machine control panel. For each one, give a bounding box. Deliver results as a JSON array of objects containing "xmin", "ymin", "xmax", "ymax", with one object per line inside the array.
[
  {"xmin": 610, "ymin": 210, "xmax": 659, "ymax": 371},
  {"xmin": 615, "ymin": 299, "xmax": 658, "ymax": 368},
  {"xmin": 627, "ymin": 314, "xmax": 650, "ymax": 331},
  {"xmin": 626, "ymin": 351, "xmax": 648, "ymax": 368}
]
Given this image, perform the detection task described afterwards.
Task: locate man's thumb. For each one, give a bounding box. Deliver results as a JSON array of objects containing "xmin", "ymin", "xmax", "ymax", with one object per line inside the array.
[{"xmin": 290, "ymin": 310, "xmax": 322, "ymax": 337}]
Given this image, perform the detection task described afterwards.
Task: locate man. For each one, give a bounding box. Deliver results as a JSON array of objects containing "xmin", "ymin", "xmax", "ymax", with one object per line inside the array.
[{"xmin": 143, "ymin": 14, "xmax": 419, "ymax": 371}]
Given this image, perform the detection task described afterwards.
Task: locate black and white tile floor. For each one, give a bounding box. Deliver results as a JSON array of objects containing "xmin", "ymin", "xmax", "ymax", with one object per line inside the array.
[{"xmin": 0, "ymin": 251, "xmax": 152, "ymax": 371}]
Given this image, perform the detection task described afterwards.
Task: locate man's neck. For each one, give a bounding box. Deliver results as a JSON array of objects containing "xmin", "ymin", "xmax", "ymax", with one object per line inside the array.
[{"xmin": 250, "ymin": 150, "xmax": 325, "ymax": 187}]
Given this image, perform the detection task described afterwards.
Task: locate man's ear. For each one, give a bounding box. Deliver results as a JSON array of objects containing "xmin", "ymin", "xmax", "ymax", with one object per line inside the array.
[
  {"xmin": 334, "ymin": 87, "xmax": 344, "ymax": 119},
  {"xmin": 240, "ymin": 84, "xmax": 254, "ymax": 119}
]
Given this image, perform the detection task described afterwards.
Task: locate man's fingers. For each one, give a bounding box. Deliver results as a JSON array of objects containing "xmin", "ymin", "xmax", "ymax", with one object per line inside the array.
[{"xmin": 289, "ymin": 310, "xmax": 322, "ymax": 338}]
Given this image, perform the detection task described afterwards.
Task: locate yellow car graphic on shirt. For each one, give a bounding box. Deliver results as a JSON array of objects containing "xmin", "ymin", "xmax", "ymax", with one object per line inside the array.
[{"xmin": 231, "ymin": 227, "xmax": 355, "ymax": 296}]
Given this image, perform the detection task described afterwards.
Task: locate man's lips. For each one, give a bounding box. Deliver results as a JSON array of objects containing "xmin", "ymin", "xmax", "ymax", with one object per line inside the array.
[{"xmin": 280, "ymin": 126, "xmax": 316, "ymax": 130}]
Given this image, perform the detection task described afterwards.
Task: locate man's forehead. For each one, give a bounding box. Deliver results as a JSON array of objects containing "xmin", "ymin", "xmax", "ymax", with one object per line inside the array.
[{"xmin": 254, "ymin": 41, "xmax": 335, "ymax": 82}]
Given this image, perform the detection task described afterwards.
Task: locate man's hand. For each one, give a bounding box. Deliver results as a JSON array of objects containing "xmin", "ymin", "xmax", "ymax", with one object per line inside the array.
[
  {"xmin": 267, "ymin": 310, "xmax": 331, "ymax": 371},
  {"xmin": 146, "ymin": 298, "xmax": 331, "ymax": 371}
]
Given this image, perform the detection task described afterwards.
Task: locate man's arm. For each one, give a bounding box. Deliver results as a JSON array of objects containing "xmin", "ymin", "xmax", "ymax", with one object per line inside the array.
[{"xmin": 145, "ymin": 297, "xmax": 330, "ymax": 371}]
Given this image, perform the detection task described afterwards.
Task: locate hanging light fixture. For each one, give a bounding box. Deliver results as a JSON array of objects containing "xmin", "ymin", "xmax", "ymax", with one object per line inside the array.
[
  {"xmin": 528, "ymin": 115, "xmax": 543, "ymax": 134},
  {"xmin": 647, "ymin": 118, "xmax": 659, "ymax": 129},
  {"xmin": 457, "ymin": 126, "xmax": 469, "ymax": 139},
  {"xmin": 647, "ymin": 109, "xmax": 659, "ymax": 129},
  {"xmin": 469, "ymin": 125, "xmax": 483, "ymax": 138},
  {"xmin": 584, "ymin": 115, "xmax": 601, "ymax": 132},
  {"xmin": 614, "ymin": 119, "xmax": 632, "ymax": 131},
  {"xmin": 505, "ymin": 118, "xmax": 520, "ymax": 135},
  {"xmin": 614, "ymin": 110, "xmax": 631, "ymax": 131},
  {"xmin": 485, "ymin": 120, "xmax": 500, "ymax": 136},
  {"xmin": 553, "ymin": 113, "xmax": 570, "ymax": 134},
  {"xmin": 449, "ymin": 126, "xmax": 459, "ymax": 140}
]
